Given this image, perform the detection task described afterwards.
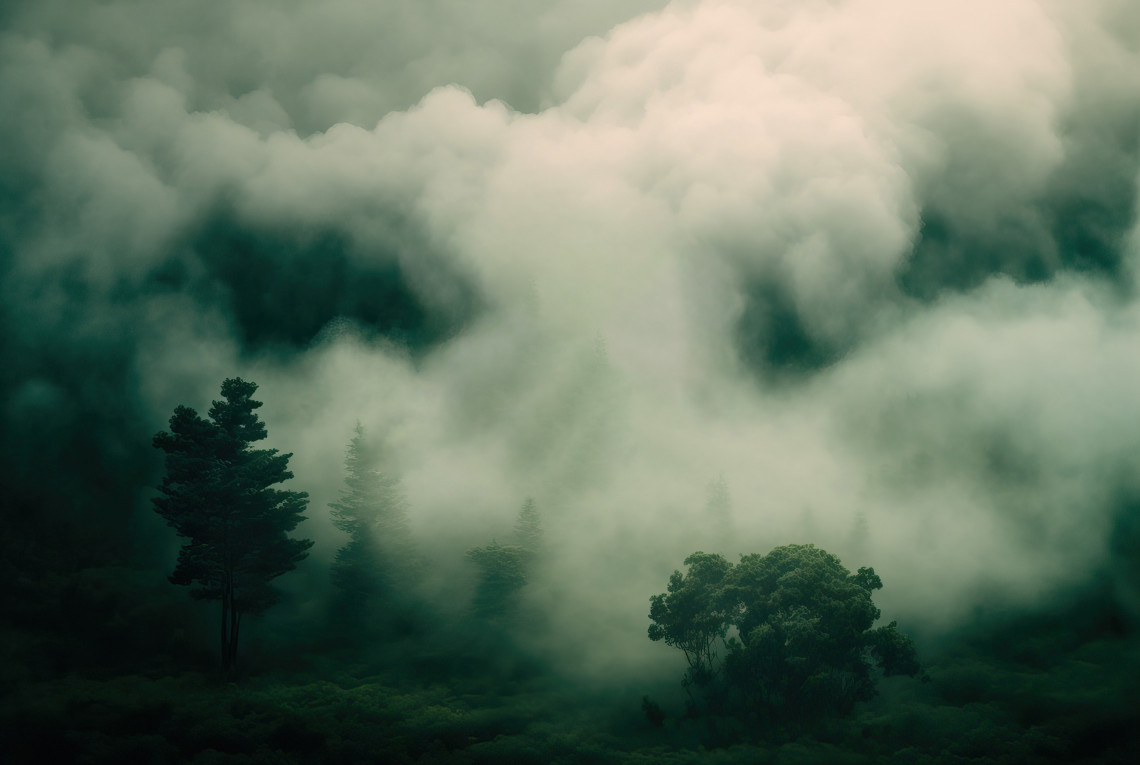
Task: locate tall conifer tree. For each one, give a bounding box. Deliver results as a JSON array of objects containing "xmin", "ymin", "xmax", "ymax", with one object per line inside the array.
[
  {"xmin": 514, "ymin": 497, "xmax": 543, "ymax": 553},
  {"xmin": 328, "ymin": 424, "xmax": 415, "ymax": 611},
  {"xmin": 153, "ymin": 378, "xmax": 312, "ymax": 673}
]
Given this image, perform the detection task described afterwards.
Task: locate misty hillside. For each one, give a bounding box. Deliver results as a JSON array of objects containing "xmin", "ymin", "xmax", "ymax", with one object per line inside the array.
[{"xmin": 3, "ymin": 1, "xmax": 1140, "ymax": 763}]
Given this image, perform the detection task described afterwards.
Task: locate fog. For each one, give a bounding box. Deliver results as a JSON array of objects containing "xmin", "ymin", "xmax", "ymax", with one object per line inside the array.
[{"xmin": 5, "ymin": 1, "xmax": 1140, "ymax": 751}]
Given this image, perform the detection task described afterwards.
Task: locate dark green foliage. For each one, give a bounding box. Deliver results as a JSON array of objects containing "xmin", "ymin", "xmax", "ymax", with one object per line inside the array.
[
  {"xmin": 328, "ymin": 424, "xmax": 416, "ymax": 616},
  {"xmin": 724, "ymin": 545, "xmax": 911, "ymax": 723},
  {"xmin": 5, "ymin": 589, "xmax": 1140, "ymax": 763},
  {"xmin": 329, "ymin": 536, "xmax": 383, "ymax": 601},
  {"xmin": 152, "ymin": 378, "xmax": 313, "ymax": 673},
  {"xmin": 648, "ymin": 552, "xmax": 732, "ymax": 681},
  {"xmin": 867, "ymin": 621, "xmax": 922, "ymax": 678},
  {"xmin": 466, "ymin": 542, "xmax": 531, "ymax": 617},
  {"xmin": 185, "ymin": 216, "xmax": 480, "ymax": 354},
  {"xmin": 466, "ymin": 499, "xmax": 544, "ymax": 618},
  {"xmin": 649, "ymin": 544, "xmax": 920, "ymax": 727},
  {"xmin": 641, "ymin": 695, "xmax": 666, "ymax": 727}
]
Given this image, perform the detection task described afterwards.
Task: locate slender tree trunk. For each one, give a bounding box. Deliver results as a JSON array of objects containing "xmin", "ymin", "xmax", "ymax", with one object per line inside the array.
[
  {"xmin": 228, "ymin": 604, "xmax": 241, "ymax": 673},
  {"xmin": 220, "ymin": 586, "xmax": 231, "ymax": 673}
]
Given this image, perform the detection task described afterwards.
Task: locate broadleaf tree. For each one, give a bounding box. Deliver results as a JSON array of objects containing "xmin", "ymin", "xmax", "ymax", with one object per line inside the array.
[
  {"xmin": 153, "ymin": 378, "xmax": 313, "ymax": 673},
  {"xmin": 649, "ymin": 543, "xmax": 919, "ymax": 726},
  {"xmin": 647, "ymin": 551, "xmax": 733, "ymax": 690}
]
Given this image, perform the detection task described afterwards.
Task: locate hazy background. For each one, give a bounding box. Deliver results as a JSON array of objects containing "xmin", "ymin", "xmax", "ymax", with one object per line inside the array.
[{"xmin": 5, "ymin": 0, "xmax": 1140, "ymax": 689}]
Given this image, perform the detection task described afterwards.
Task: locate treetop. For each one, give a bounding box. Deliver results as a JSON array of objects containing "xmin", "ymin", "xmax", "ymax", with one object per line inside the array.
[{"xmin": 209, "ymin": 377, "xmax": 268, "ymax": 444}]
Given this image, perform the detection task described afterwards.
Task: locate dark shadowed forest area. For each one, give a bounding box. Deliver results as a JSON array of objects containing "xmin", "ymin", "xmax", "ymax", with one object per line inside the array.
[{"xmin": 4, "ymin": 1, "xmax": 1140, "ymax": 762}]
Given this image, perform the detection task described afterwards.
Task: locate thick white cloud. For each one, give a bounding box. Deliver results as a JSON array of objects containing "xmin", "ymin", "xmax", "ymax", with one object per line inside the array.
[{"xmin": 6, "ymin": 0, "xmax": 1140, "ymax": 675}]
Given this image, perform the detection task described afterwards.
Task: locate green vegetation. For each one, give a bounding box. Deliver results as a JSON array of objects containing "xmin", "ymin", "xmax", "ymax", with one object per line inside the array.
[
  {"xmin": 650, "ymin": 545, "xmax": 920, "ymax": 728},
  {"xmin": 152, "ymin": 378, "xmax": 313, "ymax": 673},
  {"xmin": 6, "ymin": 633, "xmax": 1140, "ymax": 763},
  {"xmin": 466, "ymin": 498, "xmax": 545, "ymax": 618},
  {"xmin": 466, "ymin": 542, "xmax": 533, "ymax": 617},
  {"xmin": 514, "ymin": 497, "xmax": 543, "ymax": 554},
  {"xmin": 3, "ymin": 380, "xmax": 1134, "ymax": 763},
  {"xmin": 328, "ymin": 423, "xmax": 417, "ymax": 624}
]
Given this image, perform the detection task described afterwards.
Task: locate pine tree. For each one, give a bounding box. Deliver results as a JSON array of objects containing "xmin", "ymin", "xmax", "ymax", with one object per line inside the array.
[
  {"xmin": 514, "ymin": 497, "xmax": 543, "ymax": 553},
  {"xmin": 152, "ymin": 378, "xmax": 313, "ymax": 673},
  {"xmin": 328, "ymin": 424, "xmax": 414, "ymax": 610}
]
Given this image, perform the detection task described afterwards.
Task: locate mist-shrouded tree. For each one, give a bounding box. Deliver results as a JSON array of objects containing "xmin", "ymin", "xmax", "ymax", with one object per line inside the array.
[
  {"xmin": 705, "ymin": 475, "xmax": 732, "ymax": 530},
  {"xmin": 152, "ymin": 378, "xmax": 313, "ymax": 674},
  {"xmin": 466, "ymin": 541, "xmax": 531, "ymax": 617},
  {"xmin": 466, "ymin": 498, "xmax": 545, "ymax": 618},
  {"xmin": 648, "ymin": 552, "xmax": 733, "ymax": 692},
  {"xmin": 723, "ymin": 544, "xmax": 909, "ymax": 723},
  {"xmin": 514, "ymin": 497, "xmax": 543, "ymax": 554},
  {"xmin": 648, "ymin": 543, "xmax": 919, "ymax": 726},
  {"xmin": 328, "ymin": 424, "xmax": 416, "ymax": 613}
]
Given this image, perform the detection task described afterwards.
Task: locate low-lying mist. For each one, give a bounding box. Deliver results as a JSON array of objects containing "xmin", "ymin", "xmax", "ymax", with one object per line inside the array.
[{"xmin": 5, "ymin": 2, "xmax": 1140, "ymax": 751}]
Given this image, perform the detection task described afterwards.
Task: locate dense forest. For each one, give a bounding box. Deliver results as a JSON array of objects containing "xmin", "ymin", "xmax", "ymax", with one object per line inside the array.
[{"xmin": 5, "ymin": 0, "xmax": 1140, "ymax": 762}]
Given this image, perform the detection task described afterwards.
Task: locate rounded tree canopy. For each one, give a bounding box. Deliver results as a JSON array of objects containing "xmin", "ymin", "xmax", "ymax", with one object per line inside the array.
[
  {"xmin": 648, "ymin": 543, "xmax": 920, "ymax": 724},
  {"xmin": 726, "ymin": 544, "xmax": 883, "ymax": 649}
]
